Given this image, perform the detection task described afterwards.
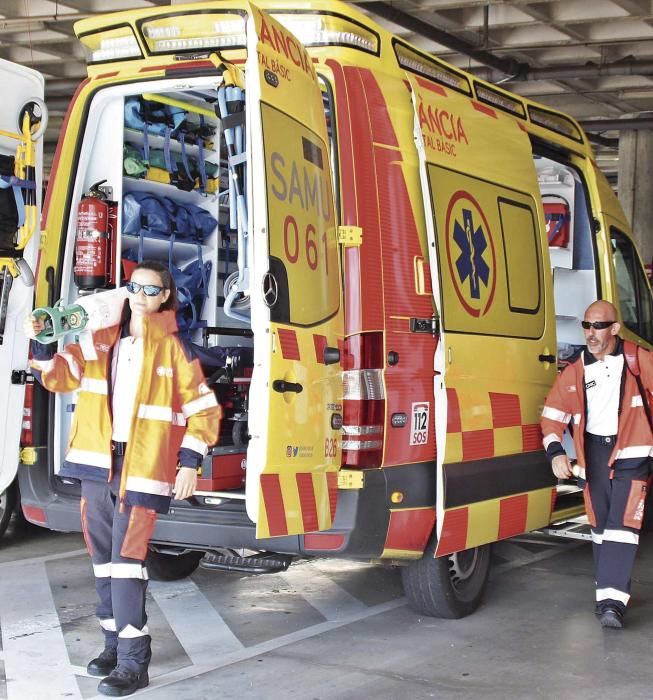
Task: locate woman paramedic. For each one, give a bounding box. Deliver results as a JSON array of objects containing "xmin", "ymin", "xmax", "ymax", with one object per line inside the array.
[{"xmin": 24, "ymin": 260, "xmax": 221, "ymax": 698}]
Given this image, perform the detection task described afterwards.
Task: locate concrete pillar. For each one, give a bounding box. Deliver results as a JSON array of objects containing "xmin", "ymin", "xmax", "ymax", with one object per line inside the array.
[{"xmin": 618, "ymin": 129, "xmax": 653, "ymax": 267}]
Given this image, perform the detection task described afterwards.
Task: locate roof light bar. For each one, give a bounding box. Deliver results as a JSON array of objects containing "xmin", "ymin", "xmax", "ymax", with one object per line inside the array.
[
  {"xmin": 140, "ymin": 13, "xmax": 247, "ymax": 54},
  {"xmin": 394, "ymin": 41, "xmax": 472, "ymax": 95},
  {"xmin": 272, "ymin": 12, "xmax": 379, "ymax": 54},
  {"xmin": 79, "ymin": 25, "xmax": 142, "ymax": 64}
]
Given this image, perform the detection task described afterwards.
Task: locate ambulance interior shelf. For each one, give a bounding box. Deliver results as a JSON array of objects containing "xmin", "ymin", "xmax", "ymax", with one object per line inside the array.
[{"xmin": 55, "ymin": 79, "xmax": 253, "ymax": 495}]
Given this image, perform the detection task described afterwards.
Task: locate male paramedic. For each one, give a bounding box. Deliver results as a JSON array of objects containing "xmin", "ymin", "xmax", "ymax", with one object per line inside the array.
[
  {"xmin": 25, "ymin": 260, "xmax": 221, "ymax": 696},
  {"xmin": 541, "ymin": 300, "xmax": 653, "ymax": 629}
]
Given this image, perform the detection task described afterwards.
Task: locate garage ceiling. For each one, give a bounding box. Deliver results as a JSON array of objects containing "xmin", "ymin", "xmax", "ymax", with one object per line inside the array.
[{"xmin": 3, "ymin": 0, "xmax": 653, "ymax": 180}]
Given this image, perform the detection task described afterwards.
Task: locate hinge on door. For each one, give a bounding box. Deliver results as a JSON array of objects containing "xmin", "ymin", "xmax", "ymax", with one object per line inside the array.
[
  {"xmin": 410, "ymin": 316, "xmax": 439, "ymax": 335},
  {"xmin": 337, "ymin": 226, "xmax": 363, "ymax": 247},
  {"xmin": 11, "ymin": 369, "xmax": 29, "ymax": 385},
  {"xmin": 337, "ymin": 469, "xmax": 365, "ymax": 489}
]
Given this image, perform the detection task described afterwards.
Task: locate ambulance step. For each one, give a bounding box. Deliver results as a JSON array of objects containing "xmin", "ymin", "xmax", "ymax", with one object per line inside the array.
[
  {"xmin": 200, "ymin": 550, "xmax": 293, "ymax": 574},
  {"xmin": 537, "ymin": 520, "xmax": 592, "ymax": 541}
]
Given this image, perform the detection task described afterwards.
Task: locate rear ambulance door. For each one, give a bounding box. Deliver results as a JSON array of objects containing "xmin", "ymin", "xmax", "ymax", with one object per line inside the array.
[
  {"xmin": 0, "ymin": 59, "xmax": 45, "ymax": 495},
  {"xmin": 407, "ymin": 74, "xmax": 557, "ymax": 556},
  {"xmin": 244, "ymin": 5, "xmax": 344, "ymax": 538}
]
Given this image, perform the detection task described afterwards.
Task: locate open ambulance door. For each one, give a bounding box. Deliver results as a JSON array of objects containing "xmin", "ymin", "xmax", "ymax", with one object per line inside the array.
[
  {"xmin": 406, "ymin": 73, "xmax": 557, "ymax": 558},
  {"xmin": 244, "ymin": 5, "xmax": 344, "ymax": 539},
  {"xmin": 0, "ymin": 59, "xmax": 45, "ymax": 496}
]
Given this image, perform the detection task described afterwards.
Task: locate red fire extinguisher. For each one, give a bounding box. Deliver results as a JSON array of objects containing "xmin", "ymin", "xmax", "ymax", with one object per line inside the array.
[{"xmin": 74, "ymin": 180, "xmax": 118, "ymax": 290}]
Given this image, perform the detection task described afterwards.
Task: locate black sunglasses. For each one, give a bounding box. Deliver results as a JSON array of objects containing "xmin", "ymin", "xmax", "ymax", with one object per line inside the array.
[
  {"xmin": 581, "ymin": 320, "xmax": 616, "ymax": 330},
  {"xmin": 126, "ymin": 281, "xmax": 166, "ymax": 297}
]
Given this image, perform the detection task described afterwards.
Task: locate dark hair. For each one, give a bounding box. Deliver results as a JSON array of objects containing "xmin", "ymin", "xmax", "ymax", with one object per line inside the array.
[{"xmin": 132, "ymin": 260, "xmax": 178, "ymax": 311}]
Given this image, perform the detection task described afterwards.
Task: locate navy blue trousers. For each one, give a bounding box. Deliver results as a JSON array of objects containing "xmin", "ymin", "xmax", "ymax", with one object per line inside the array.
[
  {"xmin": 585, "ymin": 439, "xmax": 649, "ymax": 610},
  {"xmin": 80, "ymin": 455, "xmax": 155, "ymax": 672}
]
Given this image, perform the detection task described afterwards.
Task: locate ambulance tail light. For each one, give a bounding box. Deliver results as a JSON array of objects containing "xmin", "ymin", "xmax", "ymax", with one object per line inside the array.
[
  {"xmin": 342, "ymin": 333, "xmax": 385, "ymax": 468},
  {"xmin": 20, "ymin": 374, "xmax": 35, "ymax": 447}
]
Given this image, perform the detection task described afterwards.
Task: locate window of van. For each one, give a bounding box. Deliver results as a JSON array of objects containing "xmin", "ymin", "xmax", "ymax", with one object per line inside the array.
[
  {"xmin": 498, "ymin": 198, "xmax": 541, "ymax": 315},
  {"xmin": 610, "ymin": 227, "xmax": 653, "ymax": 344},
  {"xmin": 263, "ymin": 102, "xmax": 339, "ymax": 327}
]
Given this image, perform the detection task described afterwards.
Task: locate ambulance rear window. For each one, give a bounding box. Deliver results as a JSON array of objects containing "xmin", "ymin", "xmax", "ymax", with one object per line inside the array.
[{"xmin": 263, "ymin": 104, "xmax": 340, "ymax": 327}]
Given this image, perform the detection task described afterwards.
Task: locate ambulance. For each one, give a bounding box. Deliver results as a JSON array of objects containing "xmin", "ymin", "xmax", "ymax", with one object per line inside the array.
[{"xmin": 3, "ymin": 0, "xmax": 653, "ymax": 619}]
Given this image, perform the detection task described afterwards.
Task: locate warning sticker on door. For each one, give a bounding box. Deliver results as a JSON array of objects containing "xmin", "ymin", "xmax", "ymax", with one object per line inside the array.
[{"xmin": 410, "ymin": 402, "xmax": 430, "ymax": 446}]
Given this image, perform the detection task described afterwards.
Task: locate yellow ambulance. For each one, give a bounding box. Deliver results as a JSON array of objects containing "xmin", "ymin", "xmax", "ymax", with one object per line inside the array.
[{"xmin": 3, "ymin": 0, "xmax": 652, "ymax": 618}]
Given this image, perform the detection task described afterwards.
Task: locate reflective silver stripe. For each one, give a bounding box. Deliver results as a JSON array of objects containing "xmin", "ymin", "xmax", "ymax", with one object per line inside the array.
[
  {"xmin": 137, "ymin": 404, "xmax": 172, "ymax": 422},
  {"xmin": 602, "ymin": 529, "xmax": 639, "ymax": 545},
  {"xmin": 614, "ymin": 445, "xmax": 653, "ymax": 460},
  {"xmin": 573, "ymin": 413, "xmax": 581, "ymax": 424},
  {"xmin": 59, "ymin": 352, "xmax": 81, "ymax": 380},
  {"xmin": 342, "ymin": 439, "xmax": 383, "ymax": 450},
  {"xmin": 118, "ymin": 624, "xmax": 150, "ymax": 638},
  {"xmin": 181, "ymin": 433, "xmax": 209, "ymax": 456},
  {"xmin": 100, "ymin": 618, "xmax": 116, "ymax": 632},
  {"xmin": 66, "ymin": 448, "xmax": 111, "ymax": 470},
  {"xmin": 342, "ymin": 425, "xmax": 383, "ymax": 436},
  {"xmin": 182, "ymin": 392, "xmax": 218, "ymax": 418},
  {"xmin": 31, "ymin": 359, "xmax": 55, "ymax": 373},
  {"xmin": 93, "ymin": 562, "xmax": 112, "ymax": 578},
  {"xmin": 591, "ymin": 531, "xmax": 603, "ymax": 545},
  {"xmin": 125, "ymin": 475, "xmax": 173, "ymax": 497},
  {"xmin": 542, "ymin": 433, "xmax": 560, "ymax": 449},
  {"xmin": 111, "ymin": 563, "xmax": 149, "ymax": 580},
  {"xmin": 172, "ymin": 412, "xmax": 187, "ymax": 426},
  {"xmin": 541, "ymin": 406, "xmax": 571, "ymax": 423},
  {"xmin": 632, "ymin": 395, "xmax": 644, "ymax": 407},
  {"xmin": 596, "ymin": 587, "xmax": 630, "ymax": 605},
  {"xmin": 80, "ymin": 377, "xmax": 108, "ymax": 395}
]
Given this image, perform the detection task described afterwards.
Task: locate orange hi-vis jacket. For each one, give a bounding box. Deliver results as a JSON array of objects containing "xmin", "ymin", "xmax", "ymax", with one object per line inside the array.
[
  {"xmin": 30, "ymin": 308, "xmax": 222, "ymax": 512},
  {"xmin": 540, "ymin": 340, "xmax": 653, "ymax": 473}
]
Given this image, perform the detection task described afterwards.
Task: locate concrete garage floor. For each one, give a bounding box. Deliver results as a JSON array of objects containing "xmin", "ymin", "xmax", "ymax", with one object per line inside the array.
[{"xmin": 1, "ymin": 518, "xmax": 652, "ymax": 700}]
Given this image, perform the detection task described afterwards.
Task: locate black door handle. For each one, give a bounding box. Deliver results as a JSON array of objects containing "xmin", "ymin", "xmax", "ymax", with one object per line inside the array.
[
  {"xmin": 539, "ymin": 354, "xmax": 556, "ymax": 363},
  {"xmin": 273, "ymin": 379, "xmax": 303, "ymax": 394}
]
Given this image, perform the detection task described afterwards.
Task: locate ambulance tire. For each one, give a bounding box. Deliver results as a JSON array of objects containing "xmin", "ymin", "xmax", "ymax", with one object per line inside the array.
[
  {"xmin": 145, "ymin": 549, "xmax": 204, "ymax": 581},
  {"xmin": 0, "ymin": 481, "xmax": 17, "ymax": 539},
  {"xmin": 401, "ymin": 538, "xmax": 491, "ymax": 619}
]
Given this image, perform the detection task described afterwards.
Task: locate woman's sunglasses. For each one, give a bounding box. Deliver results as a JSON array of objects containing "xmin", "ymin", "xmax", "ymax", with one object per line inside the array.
[
  {"xmin": 126, "ymin": 281, "xmax": 166, "ymax": 297},
  {"xmin": 581, "ymin": 320, "xmax": 616, "ymax": 330}
]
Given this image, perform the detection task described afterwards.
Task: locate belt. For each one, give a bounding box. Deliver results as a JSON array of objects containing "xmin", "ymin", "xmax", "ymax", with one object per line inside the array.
[
  {"xmin": 584, "ymin": 433, "xmax": 617, "ymax": 446},
  {"xmin": 111, "ymin": 441, "xmax": 127, "ymax": 456}
]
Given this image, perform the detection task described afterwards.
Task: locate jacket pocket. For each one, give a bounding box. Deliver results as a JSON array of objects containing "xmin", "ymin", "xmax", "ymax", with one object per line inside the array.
[
  {"xmin": 120, "ymin": 506, "xmax": 158, "ymax": 561},
  {"xmin": 623, "ymin": 479, "xmax": 647, "ymax": 530}
]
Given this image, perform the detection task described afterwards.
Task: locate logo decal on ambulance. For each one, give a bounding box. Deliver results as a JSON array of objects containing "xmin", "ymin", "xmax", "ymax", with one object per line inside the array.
[{"xmin": 445, "ymin": 190, "xmax": 496, "ymax": 317}]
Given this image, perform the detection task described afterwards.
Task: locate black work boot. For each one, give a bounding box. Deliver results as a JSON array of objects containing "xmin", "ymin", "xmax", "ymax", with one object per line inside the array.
[
  {"xmin": 599, "ymin": 603, "xmax": 624, "ymax": 629},
  {"xmin": 87, "ymin": 647, "xmax": 118, "ymax": 677},
  {"xmin": 97, "ymin": 666, "xmax": 149, "ymax": 697}
]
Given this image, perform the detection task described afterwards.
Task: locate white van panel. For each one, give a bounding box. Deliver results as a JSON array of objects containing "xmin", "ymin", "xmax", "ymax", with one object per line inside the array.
[{"xmin": 0, "ymin": 59, "xmax": 44, "ymax": 494}]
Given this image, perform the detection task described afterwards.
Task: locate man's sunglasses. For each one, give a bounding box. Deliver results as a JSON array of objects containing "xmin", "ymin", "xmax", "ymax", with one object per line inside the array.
[
  {"xmin": 126, "ymin": 281, "xmax": 166, "ymax": 297},
  {"xmin": 581, "ymin": 320, "xmax": 616, "ymax": 330}
]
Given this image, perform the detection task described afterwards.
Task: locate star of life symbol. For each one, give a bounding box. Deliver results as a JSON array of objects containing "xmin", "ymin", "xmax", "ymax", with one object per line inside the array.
[
  {"xmin": 453, "ymin": 208, "xmax": 490, "ymax": 300},
  {"xmin": 445, "ymin": 190, "xmax": 496, "ymax": 318}
]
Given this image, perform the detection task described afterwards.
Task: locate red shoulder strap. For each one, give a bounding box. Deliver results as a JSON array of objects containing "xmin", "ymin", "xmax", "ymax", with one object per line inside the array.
[{"xmin": 623, "ymin": 339, "xmax": 640, "ymax": 376}]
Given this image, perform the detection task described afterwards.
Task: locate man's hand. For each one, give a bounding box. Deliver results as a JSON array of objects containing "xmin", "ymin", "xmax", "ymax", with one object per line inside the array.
[
  {"xmin": 551, "ymin": 453, "xmax": 573, "ymax": 479},
  {"xmin": 173, "ymin": 467, "xmax": 198, "ymax": 500}
]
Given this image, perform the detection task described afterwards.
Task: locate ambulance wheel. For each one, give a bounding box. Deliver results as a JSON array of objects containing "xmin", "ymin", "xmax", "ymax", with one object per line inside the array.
[
  {"xmin": 0, "ymin": 481, "xmax": 17, "ymax": 539},
  {"xmin": 145, "ymin": 549, "xmax": 204, "ymax": 581},
  {"xmin": 402, "ymin": 538, "xmax": 491, "ymax": 619}
]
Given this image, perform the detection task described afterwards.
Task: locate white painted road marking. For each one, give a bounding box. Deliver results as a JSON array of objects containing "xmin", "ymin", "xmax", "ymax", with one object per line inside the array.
[
  {"xmin": 150, "ymin": 579, "xmax": 244, "ymax": 664},
  {"xmin": 280, "ymin": 561, "xmax": 369, "ymax": 620},
  {"xmin": 0, "ymin": 562, "xmax": 81, "ymax": 700}
]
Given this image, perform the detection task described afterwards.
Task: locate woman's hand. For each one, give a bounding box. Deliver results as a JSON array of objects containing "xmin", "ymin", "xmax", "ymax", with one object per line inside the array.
[
  {"xmin": 552, "ymin": 453, "xmax": 573, "ymax": 479},
  {"xmin": 173, "ymin": 467, "xmax": 198, "ymax": 500},
  {"xmin": 23, "ymin": 313, "xmax": 44, "ymax": 340}
]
